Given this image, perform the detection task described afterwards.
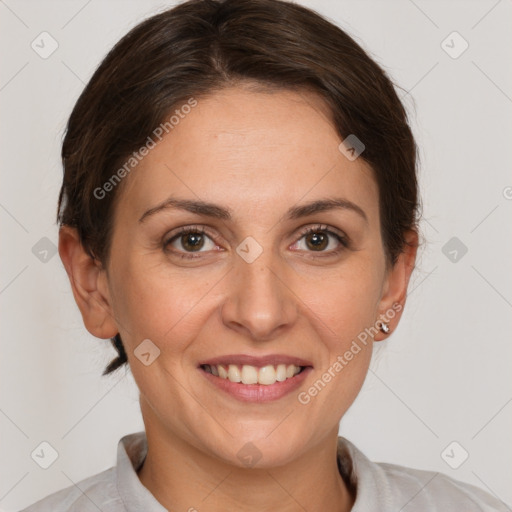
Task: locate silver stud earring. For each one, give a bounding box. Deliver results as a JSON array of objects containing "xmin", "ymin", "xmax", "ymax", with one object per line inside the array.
[{"xmin": 379, "ymin": 321, "xmax": 390, "ymax": 334}]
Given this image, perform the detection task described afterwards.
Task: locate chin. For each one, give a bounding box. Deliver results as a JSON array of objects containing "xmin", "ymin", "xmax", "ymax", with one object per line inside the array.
[{"xmin": 203, "ymin": 423, "xmax": 312, "ymax": 469}]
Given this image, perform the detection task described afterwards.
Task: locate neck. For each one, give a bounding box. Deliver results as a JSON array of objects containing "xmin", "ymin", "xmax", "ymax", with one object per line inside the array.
[{"xmin": 137, "ymin": 422, "xmax": 355, "ymax": 512}]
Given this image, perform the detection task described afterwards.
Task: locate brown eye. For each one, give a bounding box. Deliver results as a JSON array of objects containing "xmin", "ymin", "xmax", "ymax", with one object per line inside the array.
[
  {"xmin": 164, "ymin": 226, "xmax": 218, "ymax": 258},
  {"xmin": 291, "ymin": 225, "xmax": 349, "ymax": 256},
  {"xmin": 305, "ymin": 231, "xmax": 329, "ymax": 251},
  {"xmin": 180, "ymin": 232, "xmax": 205, "ymax": 252}
]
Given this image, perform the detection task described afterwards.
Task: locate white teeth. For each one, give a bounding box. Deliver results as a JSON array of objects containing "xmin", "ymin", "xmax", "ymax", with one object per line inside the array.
[
  {"xmin": 258, "ymin": 365, "xmax": 277, "ymax": 385},
  {"xmin": 205, "ymin": 363, "xmax": 303, "ymax": 385},
  {"xmin": 228, "ymin": 364, "xmax": 241, "ymax": 382},
  {"xmin": 276, "ymin": 364, "xmax": 287, "ymax": 382},
  {"xmin": 241, "ymin": 365, "xmax": 258, "ymax": 384}
]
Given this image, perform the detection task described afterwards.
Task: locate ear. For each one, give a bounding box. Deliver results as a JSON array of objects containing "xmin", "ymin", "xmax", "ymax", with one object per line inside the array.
[
  {"xmin": 374, "ymin": 230, "xmax": 418, "ymax": 341},
  {"xmin": 58, "ymin": 226, "xmax": 118, "ymax": 339}
]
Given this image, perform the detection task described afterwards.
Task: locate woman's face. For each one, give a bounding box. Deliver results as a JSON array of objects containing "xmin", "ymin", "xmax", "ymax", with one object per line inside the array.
[{"xmin": 76, "ymin": 87, "xmax": 414, "ymax": 467}]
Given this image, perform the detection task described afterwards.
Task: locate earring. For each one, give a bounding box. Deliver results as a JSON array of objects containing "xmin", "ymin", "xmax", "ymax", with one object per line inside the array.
[{"xmin": 379, "ymin": 321, "xmax": 390, "ymax": 334}]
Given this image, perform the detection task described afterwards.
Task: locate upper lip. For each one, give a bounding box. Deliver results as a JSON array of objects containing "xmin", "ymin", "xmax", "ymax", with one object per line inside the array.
[{"xmin": 199, "ymin": 354, "xmax": 313, "ymax": 368}]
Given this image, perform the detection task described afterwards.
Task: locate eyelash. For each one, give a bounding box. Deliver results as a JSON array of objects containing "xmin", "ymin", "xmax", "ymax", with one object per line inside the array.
[{"xmin": 163, "ymin": 224, "xmax": 349, "ymax": 260}]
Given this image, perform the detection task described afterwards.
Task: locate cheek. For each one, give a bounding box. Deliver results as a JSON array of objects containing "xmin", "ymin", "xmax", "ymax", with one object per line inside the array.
[
  {"xmin": 109, "ymin": 253, "xmax": 219, "ymax": 354},
  {"xmin": 302, "ymin": 257, "xmax": 384, "ymax": 343}
]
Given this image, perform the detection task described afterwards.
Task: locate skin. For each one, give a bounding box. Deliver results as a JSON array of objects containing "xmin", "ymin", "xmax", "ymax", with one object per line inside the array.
[{"xmin": 59, "ymin": 86, "xmax": 417, "ymax": 511}]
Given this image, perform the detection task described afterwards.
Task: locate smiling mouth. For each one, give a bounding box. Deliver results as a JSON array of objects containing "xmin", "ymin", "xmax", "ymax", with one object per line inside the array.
[{"xmin": 200, "ymin": 363, "xmax": 307, "ymax": 386}]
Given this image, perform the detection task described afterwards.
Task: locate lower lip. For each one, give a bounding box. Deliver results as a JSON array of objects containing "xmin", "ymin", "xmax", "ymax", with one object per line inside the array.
[{"xmin": 200, "ymin": 367, "xmax": 312, "ymax": 403}]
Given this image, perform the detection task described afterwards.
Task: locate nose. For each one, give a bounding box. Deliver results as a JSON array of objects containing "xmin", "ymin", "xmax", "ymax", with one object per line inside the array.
[{"xmin": 221, "ymin": 249, "xmax": 299, "ymax": 342}]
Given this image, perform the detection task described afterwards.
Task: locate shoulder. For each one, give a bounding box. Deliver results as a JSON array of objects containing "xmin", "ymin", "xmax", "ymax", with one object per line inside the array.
[
  {"xmin": 337, "ymin": 437, "xmax": 510, "ymax": 512},
  {"xmin": 376, "ymin": 461, "xmax": 509, "ymax": 511},
  {"xmin": 18, "ymin": 467, "xmax": 122, "ymax": 512}
]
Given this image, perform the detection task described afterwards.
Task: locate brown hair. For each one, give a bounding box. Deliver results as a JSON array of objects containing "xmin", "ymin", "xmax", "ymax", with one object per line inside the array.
[{"xmin": 57, "ymin": 0, "xmax": 420, "ymax": 375}]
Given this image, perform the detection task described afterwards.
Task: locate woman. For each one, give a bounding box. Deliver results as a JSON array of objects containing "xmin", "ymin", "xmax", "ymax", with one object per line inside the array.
[{"xmin": 21, "ymin": 0, "xmax": 509, "ymax": 510}]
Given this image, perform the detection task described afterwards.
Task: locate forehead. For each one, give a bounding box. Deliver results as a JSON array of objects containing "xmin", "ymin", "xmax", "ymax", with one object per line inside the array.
[{"xmin": 120, "ymin": 87, "xmax": 379, "ymax": 225}]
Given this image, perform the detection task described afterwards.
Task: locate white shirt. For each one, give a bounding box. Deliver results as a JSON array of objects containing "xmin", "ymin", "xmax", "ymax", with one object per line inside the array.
[{"xmin": 20, "ymin": 431, "xmax": 510, "ymax": 511}]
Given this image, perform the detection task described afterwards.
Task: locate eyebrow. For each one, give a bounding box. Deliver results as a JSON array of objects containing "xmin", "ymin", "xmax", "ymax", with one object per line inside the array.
[{"xmin": 138, "ymin": 196, "xmax": 368, "ymax": 224}]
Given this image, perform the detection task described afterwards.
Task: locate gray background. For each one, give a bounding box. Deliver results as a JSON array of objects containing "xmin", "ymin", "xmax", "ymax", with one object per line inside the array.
[{"xmin": 1, "ymin": 0, "xmax": 511, "ymax": 509}]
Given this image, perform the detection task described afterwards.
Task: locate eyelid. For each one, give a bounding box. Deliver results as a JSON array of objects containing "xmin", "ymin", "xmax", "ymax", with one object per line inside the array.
[
  {"xmin": 290, "ymin": 224, "xmax": 349, "ymax": 257},
  {"xmin": 163, "ymin": 225, "xmax": 219, "ymax": 248},
  {"xmin": 295, "ymin": 223, "xmax": 348, "ymax": 244},
  {"xmin": 163, "ymin": 223, "xmax": 349, "ymax": 257}
]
